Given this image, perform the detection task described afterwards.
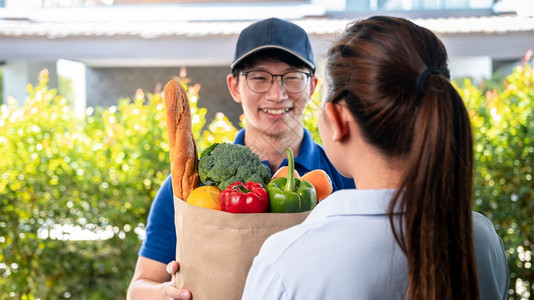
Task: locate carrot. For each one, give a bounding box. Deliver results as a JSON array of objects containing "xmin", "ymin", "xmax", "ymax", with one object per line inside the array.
[
  {"xmin": 272, "ymin": 166, "xmax": 300, "ymax": 180},
  {"xmin": 301, "ymin": 169, "xmax": 333, "ymax": 201}
]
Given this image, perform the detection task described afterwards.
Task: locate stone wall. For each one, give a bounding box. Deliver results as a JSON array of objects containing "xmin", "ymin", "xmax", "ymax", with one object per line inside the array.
[{"xmin": 86, "ymin": 65, "xmax": 243, "ymax": 126}]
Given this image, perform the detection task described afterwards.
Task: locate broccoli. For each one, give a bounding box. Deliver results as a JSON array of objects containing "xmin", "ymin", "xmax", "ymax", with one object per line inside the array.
[{"xmin": 198, "ymin": 143, "xmax": 271, "ymax": 190}]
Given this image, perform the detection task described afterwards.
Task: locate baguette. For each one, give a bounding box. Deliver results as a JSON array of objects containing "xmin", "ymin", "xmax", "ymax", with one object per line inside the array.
[{"xmin": 164, "ymin": 79, "xmax": 200, "ymax": 201}]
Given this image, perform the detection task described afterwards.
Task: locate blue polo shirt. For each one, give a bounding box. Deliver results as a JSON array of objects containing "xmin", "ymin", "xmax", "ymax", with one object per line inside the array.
[{"xmin": 138, "ymin": 128, "xmax": 355, "ymax": 264}]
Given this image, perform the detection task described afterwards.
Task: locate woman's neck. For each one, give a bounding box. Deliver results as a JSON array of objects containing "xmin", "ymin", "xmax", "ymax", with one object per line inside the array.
[{"xmin": 350, "ymin": 146, "xmax": 405, "ymax": 190}]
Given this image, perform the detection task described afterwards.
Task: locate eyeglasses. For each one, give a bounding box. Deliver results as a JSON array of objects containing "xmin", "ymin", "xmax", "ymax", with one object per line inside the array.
[{"xmin": 239, "ymin": 70, "xmax": 311, "ymax": 93}]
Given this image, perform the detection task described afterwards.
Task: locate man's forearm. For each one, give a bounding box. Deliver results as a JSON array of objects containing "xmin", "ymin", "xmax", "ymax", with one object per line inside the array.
[{"xmin": 127, "ymin": 279, "xmax": 171, "ymax": 300}]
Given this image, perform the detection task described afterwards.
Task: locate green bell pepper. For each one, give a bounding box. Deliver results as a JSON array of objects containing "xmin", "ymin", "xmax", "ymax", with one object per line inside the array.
[{"xmin": 267, "ymin": 148, "xmax": 317, "ymax": 213}]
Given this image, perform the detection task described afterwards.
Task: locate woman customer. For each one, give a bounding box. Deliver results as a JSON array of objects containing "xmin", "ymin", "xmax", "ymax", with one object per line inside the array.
[{"xmin": 241, "ymin": 16, "xmax": 509, "ymax": 300}]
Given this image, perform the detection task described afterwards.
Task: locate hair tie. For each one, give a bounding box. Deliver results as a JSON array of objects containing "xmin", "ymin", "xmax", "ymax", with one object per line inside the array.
[{"xmin": 416, "ymin": 67, "xmax": 442, "ymax": 93}]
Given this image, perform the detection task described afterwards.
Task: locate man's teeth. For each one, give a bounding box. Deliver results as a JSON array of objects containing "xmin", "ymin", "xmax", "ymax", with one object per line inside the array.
[{"xmin": 263, "ymin": 108, "xmax": 290, "ymax": 115}]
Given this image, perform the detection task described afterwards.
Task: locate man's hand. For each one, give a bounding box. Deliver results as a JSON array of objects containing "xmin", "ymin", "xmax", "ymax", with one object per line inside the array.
[
  {"xmin": 165, "ymin": 261, "xmax": 192, "ymax": 300},
  {"xmin": 127, "ymin": 257, "xmax": 192, "ymax": 300}
]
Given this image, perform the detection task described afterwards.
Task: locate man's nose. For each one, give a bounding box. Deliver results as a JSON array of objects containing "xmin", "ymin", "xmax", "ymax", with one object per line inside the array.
[
  {"xmin": 270, "ymin": 75, "xmax": 283, "ymax": 87},
  {"xmin": 266, "ymin": 76, "xmax": 287, "ymax": 100}
]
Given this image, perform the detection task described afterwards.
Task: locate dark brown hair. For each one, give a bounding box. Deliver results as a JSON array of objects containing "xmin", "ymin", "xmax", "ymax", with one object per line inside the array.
[{"xmin": 325, "ymin": 16, "xmax": 479, "ymax": 299}]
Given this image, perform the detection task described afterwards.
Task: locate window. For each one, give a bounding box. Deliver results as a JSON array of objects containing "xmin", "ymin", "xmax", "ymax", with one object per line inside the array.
[
  {"xmin": 345, "ymin": 0, "xmax": 493, "ymax": 11},
  {"xmin": 113, "ymin": 0, "xmax": 305, "ymax": 3}
]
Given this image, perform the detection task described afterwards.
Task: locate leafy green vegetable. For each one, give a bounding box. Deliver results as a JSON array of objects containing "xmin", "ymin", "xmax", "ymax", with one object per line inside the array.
[{"xmin": 198, "ymin": 143, "xmax": 271, "ymax": 190}]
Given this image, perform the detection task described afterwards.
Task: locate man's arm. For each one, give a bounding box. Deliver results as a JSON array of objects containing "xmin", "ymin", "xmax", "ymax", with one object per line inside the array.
[{"xmin": 127, "ymin": 257, "xmax": 191, "ymax": 300}]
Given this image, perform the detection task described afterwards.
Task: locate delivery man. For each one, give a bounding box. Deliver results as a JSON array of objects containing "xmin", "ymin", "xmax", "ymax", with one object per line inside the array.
[{"xmin": 127, "ymin": 17, "xmax": 355, "ymax": 299}]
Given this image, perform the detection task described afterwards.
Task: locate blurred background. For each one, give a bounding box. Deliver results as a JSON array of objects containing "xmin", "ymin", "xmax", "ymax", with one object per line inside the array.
[
  {"xmin": 0, "ymin": 0, "xmax": 533, "ymax": 299},
  {"xmin": 1, "ymin": 0, "xmax": 533, "ymax": 124}
]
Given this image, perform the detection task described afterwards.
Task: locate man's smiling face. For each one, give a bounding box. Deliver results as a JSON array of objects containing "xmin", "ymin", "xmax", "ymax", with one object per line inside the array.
[{"xmin": 231, "ymin": 59, "xmax": 314, "ymax": 141}]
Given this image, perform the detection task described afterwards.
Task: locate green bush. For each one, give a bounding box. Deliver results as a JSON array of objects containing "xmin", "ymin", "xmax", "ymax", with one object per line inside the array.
[
  {"xmin": 0, "ymin": 67, "xmax": 3, "ymax": 105},
  {"xmin": 0, "ymin": 69, "xmax": 172, "ymax": 299},
  {"xmin": 0, "ymin": 56, "xmax": 532, "ymax": 299},
  {"xmin": 0, "ymin": 71, "xmax": 236, "ymax": 299},
  {"xmin": 459, "ymin": 55, "xmax": 533, "ymax": 299},
  {"xmin": 303, "ymin": 77, "xmax": 322, "ymax": 144}
]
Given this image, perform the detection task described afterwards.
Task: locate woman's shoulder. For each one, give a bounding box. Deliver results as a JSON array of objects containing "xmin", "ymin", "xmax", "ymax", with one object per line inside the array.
[
  {"xmin": 471, "ymin": 211, "xmax": 509, "ymax": 299},
  {"xmin": 471, "ymin": 211, "xmax": 505, "ymax": 252},
  {"xmin": 471, "ymin": 211, "xmax": 500, "ymax": 238}
]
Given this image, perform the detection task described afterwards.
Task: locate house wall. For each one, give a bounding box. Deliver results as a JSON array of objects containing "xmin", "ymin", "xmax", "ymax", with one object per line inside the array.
[
  {"xmin": 0, "ymin": 55, "xmax": 521, "ymax": 128},
  {"xmin": 2, "ymin": 61, "xmax": 57, "ymax": 105},
  {"xmin": 86, "ymin": 65, "xmax": 243, "ymax": 125},
  {"xmin": 448, "ymin": 56, "xmax": 492, "ymax": 82},
  {"xmin": 1, "ymin": 62, "xmax": 243, "ymax": 125}
]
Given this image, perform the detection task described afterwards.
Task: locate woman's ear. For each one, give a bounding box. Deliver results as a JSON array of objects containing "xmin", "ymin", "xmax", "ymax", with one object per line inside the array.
[
  {"xmin": 227, "ymin": 74, "xmax": 242, "ymax": 104},
  {"xmin": 324, "ymin": 102, "xmax": 351, "ymax": 142}
]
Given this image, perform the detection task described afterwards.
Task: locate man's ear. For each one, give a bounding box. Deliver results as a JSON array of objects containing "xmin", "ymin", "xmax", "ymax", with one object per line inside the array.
[
  {"xmin": 227, "ymin": 74, "xmax": 242, "ymax": 104},
  {"xmin": 324, "ymin": 102, "xmax": 350, "ymax": 142},
  {"xmin": 308, "ymin": 75, "xmax": 319, "ymax": 96}
]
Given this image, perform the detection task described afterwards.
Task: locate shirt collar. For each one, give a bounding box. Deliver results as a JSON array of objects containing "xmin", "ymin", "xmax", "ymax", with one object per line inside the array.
[
  {"xmin": 293, "ymin": 128, "xmax": 318, "ymax": 171},
  {"xmin": 307, "ymin": 189, "xmax": 402, "ymax": 220},
  {"xmin": 234, "ymin": 128, "xmax": 246, "ymax": 145}
]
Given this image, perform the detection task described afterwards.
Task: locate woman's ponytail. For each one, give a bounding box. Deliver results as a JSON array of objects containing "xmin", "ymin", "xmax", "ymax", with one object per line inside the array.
[{"xmin": 390, "ymin": 73, "xmax": 479, "ymax": 299}]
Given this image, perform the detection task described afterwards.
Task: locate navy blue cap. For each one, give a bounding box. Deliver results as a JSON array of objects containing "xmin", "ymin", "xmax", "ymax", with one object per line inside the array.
[{"xmin": 231, "ymin": 18, "xmax": 315, "ymax": 72}]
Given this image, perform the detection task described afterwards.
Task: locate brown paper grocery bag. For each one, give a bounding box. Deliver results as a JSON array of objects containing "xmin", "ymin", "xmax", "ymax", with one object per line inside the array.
[{"xmin": 174, "ymin": 196, "xmax": 310, "ymax": 300}]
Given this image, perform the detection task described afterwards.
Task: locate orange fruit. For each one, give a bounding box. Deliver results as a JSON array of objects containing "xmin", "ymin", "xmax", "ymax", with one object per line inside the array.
[
  {"xmin": 186, "ymin": 186, "xmax": 222, "ymax": 210},
  {"xmin": 272, "ymin": 166, "xmax": 300, "ymax": 180},
  {"xmin": 301, "ymin": 169, "xmax": 333, "ymax": 202}
]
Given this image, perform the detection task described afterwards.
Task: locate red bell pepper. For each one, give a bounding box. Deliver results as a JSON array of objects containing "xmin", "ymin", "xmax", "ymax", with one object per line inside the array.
[{"xmin": 219, "ymin": 181, "xmax": 269, "ymax": 213}]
